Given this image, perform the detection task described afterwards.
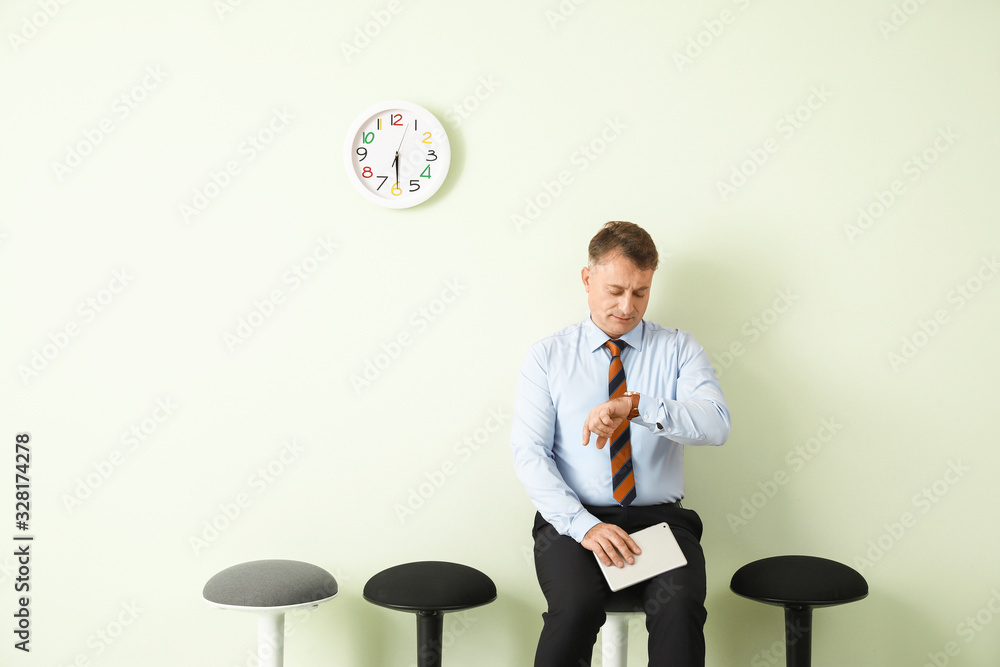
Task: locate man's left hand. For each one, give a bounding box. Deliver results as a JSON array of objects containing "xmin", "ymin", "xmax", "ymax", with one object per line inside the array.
[{"xmin": 582, "ymin": 396, "xmax": 633, "ymax": 449}]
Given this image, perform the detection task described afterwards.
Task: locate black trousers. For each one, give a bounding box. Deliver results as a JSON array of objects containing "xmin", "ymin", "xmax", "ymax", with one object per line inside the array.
[{"xmin": 532, "ymin": 504, "xmax": 708, "ymax": 667}]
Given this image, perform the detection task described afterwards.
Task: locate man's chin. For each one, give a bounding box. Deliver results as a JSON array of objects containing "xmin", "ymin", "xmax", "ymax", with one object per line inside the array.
[{"xmin": 600, "ymin": 317, "xmax": 635, "ymax": 337}]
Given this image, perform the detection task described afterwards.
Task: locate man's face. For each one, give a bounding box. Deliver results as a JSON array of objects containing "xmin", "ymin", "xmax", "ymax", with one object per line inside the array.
[{"xmin": 582, "ymin": 251, "xmax": 654, "ymax": 339}]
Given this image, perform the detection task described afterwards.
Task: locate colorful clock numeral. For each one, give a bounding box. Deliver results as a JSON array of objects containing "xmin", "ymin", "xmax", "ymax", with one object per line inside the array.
[
  {"xmin": 391, "ymin": 113, "xmax": 403, "ymax": 126},
  {"xmin": 422, "ymin": 132, "xmax": 432, "ymax": 144},
  {"xmin": 363, "ymin": 132, "xmax": 374, "ymax": 144},
  {"xmin": 420, "ymin": 165, "xmax": 431, "ymax": 178},
  {"xmin": 362, "ymin": 166, "xmax": 373, "ymax": 178}
]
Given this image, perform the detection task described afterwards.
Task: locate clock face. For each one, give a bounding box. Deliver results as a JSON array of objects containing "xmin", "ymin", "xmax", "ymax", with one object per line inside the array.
[{"xmin": 344, "ymin": 100, "xmax": 451, "ymax": 209}]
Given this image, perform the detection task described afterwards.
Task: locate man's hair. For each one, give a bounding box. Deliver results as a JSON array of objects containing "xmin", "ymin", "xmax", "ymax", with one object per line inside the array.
[{"xmin": 588, "ymin": 221, "xmax": 659, "ymax": 271}]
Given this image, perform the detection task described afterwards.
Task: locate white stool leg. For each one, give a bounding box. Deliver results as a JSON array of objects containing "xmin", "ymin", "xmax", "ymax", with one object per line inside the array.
[
  {"xmin": 257, "ymin": 611, "xmax": 285, "ymax": 667},
  {"xmin": 602, "ymin": 612, "xmax": 629, "ymax": 667}
]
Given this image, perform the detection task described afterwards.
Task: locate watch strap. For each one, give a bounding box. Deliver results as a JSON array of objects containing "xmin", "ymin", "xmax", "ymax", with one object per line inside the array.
[{"xmin": 625, "ymin": 392, "xmax": 640, "ymax": 420}]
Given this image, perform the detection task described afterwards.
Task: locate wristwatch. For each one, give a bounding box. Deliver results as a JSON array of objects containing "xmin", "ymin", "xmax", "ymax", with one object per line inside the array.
[{"xmin": 623, "ymin": 391, "xmax": 640, "ymax": 420}]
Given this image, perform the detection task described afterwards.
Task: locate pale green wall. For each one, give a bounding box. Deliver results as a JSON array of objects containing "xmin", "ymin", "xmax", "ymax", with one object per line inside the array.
[{"xmin": 2, "ymin": 1, "xmax": 999, "ymax": 665}]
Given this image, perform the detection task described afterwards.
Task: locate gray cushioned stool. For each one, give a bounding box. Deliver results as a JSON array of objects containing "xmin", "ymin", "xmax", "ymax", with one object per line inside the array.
[
  {"xmin": 601, "ymin": 585, "xmax": 645, "ymax": 667},
  {"xmin": 363, "ymin": 560, "xmax": 496, "ymax": 667},
  {"xmin": 203, "ymin": 559, "xmax": 338, "ymax": 667},
  {"xmin": 730, "ymin": 555, "xmax": 868, "ymax": 667}
]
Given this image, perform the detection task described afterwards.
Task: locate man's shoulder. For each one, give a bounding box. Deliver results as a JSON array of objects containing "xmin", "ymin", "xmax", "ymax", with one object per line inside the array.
[
  {"xmin": 641, "ymin": 320, "xmax": 678, "ymax": 337},
  {"xmin": 529, "ymin": 320, "xmax": 588, "ymax": 352},
  {"xmin": 640, "ymin": 320, "xmax": 689, "ymax": 344},
  {"xmin": 518, "ymin": 321, "xmax": 588, "ymax": 378},
  {"xmin": 640, "ymin": 321, "xmax": 707, "ymax": 355}
]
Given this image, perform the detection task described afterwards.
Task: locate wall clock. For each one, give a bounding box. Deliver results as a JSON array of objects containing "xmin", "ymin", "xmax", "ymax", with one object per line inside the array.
[{"xmin": 343, "ymin": 100, "xmax": 451, "ymax": 209}]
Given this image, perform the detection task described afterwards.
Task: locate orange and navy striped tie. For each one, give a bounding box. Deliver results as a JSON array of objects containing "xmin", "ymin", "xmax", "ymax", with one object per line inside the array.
[{"xmin": 606, "ymin": 339, "xmax": 636, "ymax": 506}]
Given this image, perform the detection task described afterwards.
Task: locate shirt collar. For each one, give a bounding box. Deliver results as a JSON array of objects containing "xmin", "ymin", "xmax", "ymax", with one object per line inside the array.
[{"xmin": 584, "ymin": 316, "xmax": 645, "ymax": 353}]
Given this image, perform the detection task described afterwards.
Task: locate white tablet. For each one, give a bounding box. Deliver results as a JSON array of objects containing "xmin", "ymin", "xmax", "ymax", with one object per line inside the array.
[{"xmin": 595, "ymin": 522, "xmax": 688, "ymax": 592}]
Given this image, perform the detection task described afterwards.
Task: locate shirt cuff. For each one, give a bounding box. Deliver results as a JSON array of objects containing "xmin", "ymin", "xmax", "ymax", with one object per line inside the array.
[
  {"xmin": 637, "ymin": 395, "xmax": 669, "ymax": 433},
  {"xmin": 568, "ymin": 510, "xmax": 602, "ymax": 543}
]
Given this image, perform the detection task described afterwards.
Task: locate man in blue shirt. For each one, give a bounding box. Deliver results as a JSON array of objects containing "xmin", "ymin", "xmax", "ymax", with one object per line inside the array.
[{"xmin": 511, "ymin": 221, "xmax": 730, "ymax": 666}]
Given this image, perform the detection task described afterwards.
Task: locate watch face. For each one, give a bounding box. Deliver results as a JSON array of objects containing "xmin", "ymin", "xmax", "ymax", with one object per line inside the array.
[{"xmin": 344, "ymin": 100, "xmax": 451, "ymax": 209}]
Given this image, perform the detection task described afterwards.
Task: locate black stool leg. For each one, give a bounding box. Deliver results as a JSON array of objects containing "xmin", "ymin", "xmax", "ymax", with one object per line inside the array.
[
  {"xmin": 416, "ymin": 611, "xmax": 444, "ymax": 667},
  {"xmin": 784, "ymin": 605, "xmax": 813, "ymax": 667}
]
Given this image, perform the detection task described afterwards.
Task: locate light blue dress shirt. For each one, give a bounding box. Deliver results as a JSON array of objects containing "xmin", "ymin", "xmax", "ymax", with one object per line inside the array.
[{"xmin": 511, "ymin": 316, "xmax": 731, "ymax": 542}]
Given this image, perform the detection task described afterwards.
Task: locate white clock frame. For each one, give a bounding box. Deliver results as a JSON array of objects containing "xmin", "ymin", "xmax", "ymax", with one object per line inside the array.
[{"xmin": 343, "ymin": 100, "xmax": 451, "ymax": 209}]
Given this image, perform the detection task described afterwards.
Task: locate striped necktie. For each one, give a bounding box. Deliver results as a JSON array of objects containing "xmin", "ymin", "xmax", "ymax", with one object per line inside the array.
[{"xmin": 606, "ymin": 339, "xmax": 636, "ymax": 507}]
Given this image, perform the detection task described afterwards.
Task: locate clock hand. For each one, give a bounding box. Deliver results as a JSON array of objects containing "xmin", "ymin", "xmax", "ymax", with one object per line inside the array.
[{"xmin": 394, "ymin": 123, "xmax": 408, "ymax": 186}]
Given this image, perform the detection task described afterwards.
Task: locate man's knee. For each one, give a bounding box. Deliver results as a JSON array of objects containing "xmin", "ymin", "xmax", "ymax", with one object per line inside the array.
[{"xmin": 642, "ymin": 572, "xmax": 706, "ymax": 618}]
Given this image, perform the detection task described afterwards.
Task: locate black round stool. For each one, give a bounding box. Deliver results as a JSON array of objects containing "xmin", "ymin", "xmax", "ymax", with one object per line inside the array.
[
  {"xmin": 730, "ymin": 555, "xmax": 868, "ymax": 667},
  {"xmin": 363, "ymin": 560, "xmax": 497, "ymax": 667}
]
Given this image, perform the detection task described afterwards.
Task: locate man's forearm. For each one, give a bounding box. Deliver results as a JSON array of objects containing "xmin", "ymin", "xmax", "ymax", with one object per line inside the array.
[{"xmin": 634, "ymin": 395, "xmax": 731, "ymax": 445}]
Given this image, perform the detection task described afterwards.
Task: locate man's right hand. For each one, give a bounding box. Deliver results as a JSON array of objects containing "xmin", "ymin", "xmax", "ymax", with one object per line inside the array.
[{"xmin": 582, "ymin": 522, "xmax": 641, "ymax": 568}]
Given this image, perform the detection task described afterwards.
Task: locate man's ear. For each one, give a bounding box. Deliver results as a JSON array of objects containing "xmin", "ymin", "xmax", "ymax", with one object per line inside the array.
[{"xmin": 581, "ymin": 266, "xmax": 591, "ymax": 292}]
